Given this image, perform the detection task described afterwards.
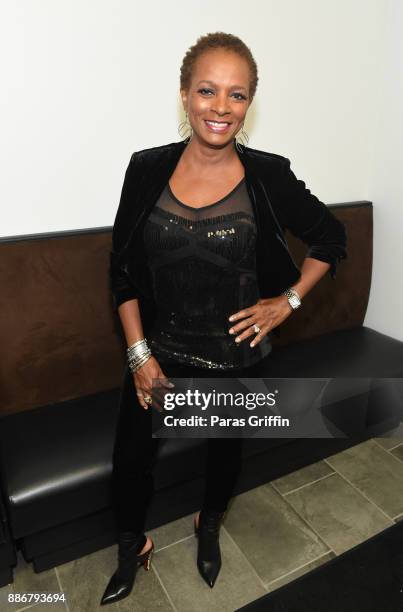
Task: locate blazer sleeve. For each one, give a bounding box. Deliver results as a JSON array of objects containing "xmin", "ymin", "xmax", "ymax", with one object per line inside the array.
[
  {"xmin": 279, "ymin": 157, "xmax": 348, "ymax": 279},
  {"xmin": 109, "ymin": 152, "xmax": 143, "ymax": 311}
]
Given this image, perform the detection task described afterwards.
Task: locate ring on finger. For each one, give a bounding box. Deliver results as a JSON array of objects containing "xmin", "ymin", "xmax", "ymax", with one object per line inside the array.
[
  {"xmin": 136, "ymin": 392, "xmax": 152, "ymax": 405},
  {"xmin": 136, "ymin": 391, "xmax": 152, "ymax": 402},
  {"xmin": 253, "ymin": 324, "xmax": 261, "ymax": 334}
]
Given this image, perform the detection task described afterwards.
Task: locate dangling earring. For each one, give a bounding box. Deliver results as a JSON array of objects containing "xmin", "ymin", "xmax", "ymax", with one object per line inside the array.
[
  {"xmin": 178, "ymin": 111, "xmax": 193, "ymax": 143},
  {"xmin": 235, "ymin": 124, "xmax": 249, "ymax": 153}
]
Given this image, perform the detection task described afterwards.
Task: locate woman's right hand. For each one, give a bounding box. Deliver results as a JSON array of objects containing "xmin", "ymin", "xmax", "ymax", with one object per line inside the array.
[{"xmin": 133, "ymin": 355, "xmax": 174, "ymax": 411}]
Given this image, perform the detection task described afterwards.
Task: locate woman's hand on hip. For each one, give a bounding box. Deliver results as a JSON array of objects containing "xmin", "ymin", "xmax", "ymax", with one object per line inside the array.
[
  {"xmin": 228, "ymin": 296, "xmax": 293, "ymax": 347},
  {"xmin": 133, "ymin": 355, "xmax": 174, "ymax": 411}
]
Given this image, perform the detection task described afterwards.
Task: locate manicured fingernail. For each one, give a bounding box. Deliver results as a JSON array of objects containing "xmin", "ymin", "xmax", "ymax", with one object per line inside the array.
[
  {"xmin": 235, "ymin": 337, "xmax": 241, "ymax": 343},
  {"xmin": 250, "ymin": 342, "xmax": 255, "ymax": 347},
  {"xmin": 229, "ymin": 316, "xmax": 234, "ymax": 321},
  {"xmin": 229, "ymin": 328, "xmax": 234, "ymax": 334}
]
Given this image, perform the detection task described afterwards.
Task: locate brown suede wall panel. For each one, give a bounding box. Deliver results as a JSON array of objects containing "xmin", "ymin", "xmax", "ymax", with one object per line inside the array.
[
  {"xmin": 0, "ymin": 230, "xmax": 126, "ymax": 416},
  {"xmin": 273, "ymin": 202, "xmax": 372, "ymax": 347},
  {"xmin": 0, "ymin": 202, "xmax": 371, "ymax": 416}
]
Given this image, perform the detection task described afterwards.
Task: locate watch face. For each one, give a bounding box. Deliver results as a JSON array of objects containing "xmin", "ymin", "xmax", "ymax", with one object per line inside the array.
[{"xmin": 284, "ymin": 289, "xmax": 301, "ymax": 309}]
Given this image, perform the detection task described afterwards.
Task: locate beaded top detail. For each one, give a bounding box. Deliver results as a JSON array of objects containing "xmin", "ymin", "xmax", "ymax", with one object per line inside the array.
[{"xmin": 142, "ymin": 177, "xmax": 272, "ymax": 370}]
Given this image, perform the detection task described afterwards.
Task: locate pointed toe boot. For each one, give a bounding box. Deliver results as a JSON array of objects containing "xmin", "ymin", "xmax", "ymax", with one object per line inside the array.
[
  {"xmin": 100, "ymin": 531, "xmax": 153, "ymax": 606},
  {"xmin": 194, "ymin": 509, "xmax": 225, "ymax": 588}
]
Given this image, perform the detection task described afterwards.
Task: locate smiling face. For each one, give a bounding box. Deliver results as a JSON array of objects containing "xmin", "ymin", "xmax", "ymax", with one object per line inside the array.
[{"xmin": 180, "ymin": 48, "xmax": 252, "ymax": 148}]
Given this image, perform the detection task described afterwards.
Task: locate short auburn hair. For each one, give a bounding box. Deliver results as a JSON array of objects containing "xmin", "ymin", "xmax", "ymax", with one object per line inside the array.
[{"xmin": 179, "ymin": 31, "xmax": 258, "ymax": 102}]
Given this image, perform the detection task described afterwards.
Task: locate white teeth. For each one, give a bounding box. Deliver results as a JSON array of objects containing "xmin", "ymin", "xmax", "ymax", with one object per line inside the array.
[{"xmin": 206, "ymin": 121, "xmax": 229, "ymax": 126}]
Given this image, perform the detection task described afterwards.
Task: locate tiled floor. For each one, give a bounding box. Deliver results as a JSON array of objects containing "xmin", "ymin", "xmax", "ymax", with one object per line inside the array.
[{"xmin": 2, "ymin": 426, "xmax": 403, "ymax": 612}]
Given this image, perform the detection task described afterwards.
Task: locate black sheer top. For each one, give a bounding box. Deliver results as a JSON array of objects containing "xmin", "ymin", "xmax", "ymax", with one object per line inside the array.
[{"xmin": 142, "ymin": 177, "xmax": 272, "ymax": 370}]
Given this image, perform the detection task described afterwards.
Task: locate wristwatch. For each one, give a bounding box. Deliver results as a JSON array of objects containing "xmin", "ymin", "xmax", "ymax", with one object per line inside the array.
[{"xmin": 283, "ymin": 287, "xmax": 302, "ymax": 310}]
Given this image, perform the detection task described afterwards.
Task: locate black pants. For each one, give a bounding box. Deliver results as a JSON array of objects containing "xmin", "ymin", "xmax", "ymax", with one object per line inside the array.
[{"xmin": 111, "ymin": 355, "xmax": 270, "ymax": 534}]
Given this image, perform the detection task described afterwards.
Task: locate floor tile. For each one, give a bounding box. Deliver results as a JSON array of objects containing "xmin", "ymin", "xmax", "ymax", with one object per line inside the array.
[
  {"xmin": 390, "ymin": 443, "xmax": 403, "ymax": 464},
  {"xmin": 272, "ymin": 460, "xmax": 334, "ymax": 495},
  {"xmin": 148, "ymin": 514, "xmax": 195, "ymax": 552},
  {"xmin": 0, "ymin": 551, "xmax": 65, "ymax": 612},
  {"xmin": 285, "ymin": 472, "xmax": 392, "ymax": 554},
  {"xmin": 266, "ymin": 550, "xmax": 335, "ymax": 592},
  {"xmin": 152, "ymin": 529, "xmax": 266, "ymax": 612},
  {"xmin": 325, "ymin": 439, "xmax": 403, "ymax": 518},
  {"xmin": 56, "ymin": 543, "xmax": 173, "ymax": 611},
  {"xmin": 223, "ymin": 484, "xmax": 329, "ymax": 584},
  {"xmin": 17, "ymin": 604, "xmax": 67, "ymax": 612},
  {"xmin": 374, "ymin": 438, "xmax": 403, "ymax": 451}
]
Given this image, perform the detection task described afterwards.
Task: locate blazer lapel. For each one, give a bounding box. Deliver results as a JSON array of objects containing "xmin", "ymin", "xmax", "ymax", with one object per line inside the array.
[{"xmin": 135, "ymin": 140, "xmax": 187, "ymax": 229}]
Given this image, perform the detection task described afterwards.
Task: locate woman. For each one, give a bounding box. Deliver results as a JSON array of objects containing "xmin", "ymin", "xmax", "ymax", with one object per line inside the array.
[{"xmin": 101, "ymin": 32, "xmax": 347, "ymax": 605}]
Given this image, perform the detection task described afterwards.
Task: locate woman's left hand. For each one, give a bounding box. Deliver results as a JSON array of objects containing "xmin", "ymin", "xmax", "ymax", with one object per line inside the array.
[{"xmin": 228, "ymin": 296, "xmax": 294, "ymax": 347}]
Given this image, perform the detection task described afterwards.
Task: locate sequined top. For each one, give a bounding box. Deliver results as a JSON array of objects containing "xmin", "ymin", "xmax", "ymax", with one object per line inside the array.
[{"xmin": 142, "ymin": 177, "xmax": 272, "ymax": 370}]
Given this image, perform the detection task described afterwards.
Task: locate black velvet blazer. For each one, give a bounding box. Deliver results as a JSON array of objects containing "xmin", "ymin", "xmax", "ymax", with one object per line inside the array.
[{"xmin": 109, "ymin": 139, "xmax": 347, "ymax": 336}]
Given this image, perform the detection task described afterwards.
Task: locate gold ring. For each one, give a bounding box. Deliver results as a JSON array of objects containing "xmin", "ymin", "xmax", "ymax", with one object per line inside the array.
[{"xmin": 143, "ymin": 395, "xmax": 152, "ymax": 404}]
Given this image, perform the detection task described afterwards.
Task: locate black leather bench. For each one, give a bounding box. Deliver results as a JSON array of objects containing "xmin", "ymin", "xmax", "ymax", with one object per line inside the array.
[{"xmin": 0, "ymin": 200, "xmax": 402, "ymax": 582}]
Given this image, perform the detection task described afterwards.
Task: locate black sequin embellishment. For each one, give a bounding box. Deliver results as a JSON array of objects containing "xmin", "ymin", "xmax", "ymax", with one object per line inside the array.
[{"xmin": 142, "ymin": 178, "xmax": 272, "ymax": 369}]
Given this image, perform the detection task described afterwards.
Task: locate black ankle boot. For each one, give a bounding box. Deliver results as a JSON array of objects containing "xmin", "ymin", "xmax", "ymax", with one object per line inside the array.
[
  {"xmin": 100, "ymin": 531, "xmax": 154, "ymax": 606},
  {"xmin": 194, "ymin": 509, "xmax": 225, "ymax": 588}
]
